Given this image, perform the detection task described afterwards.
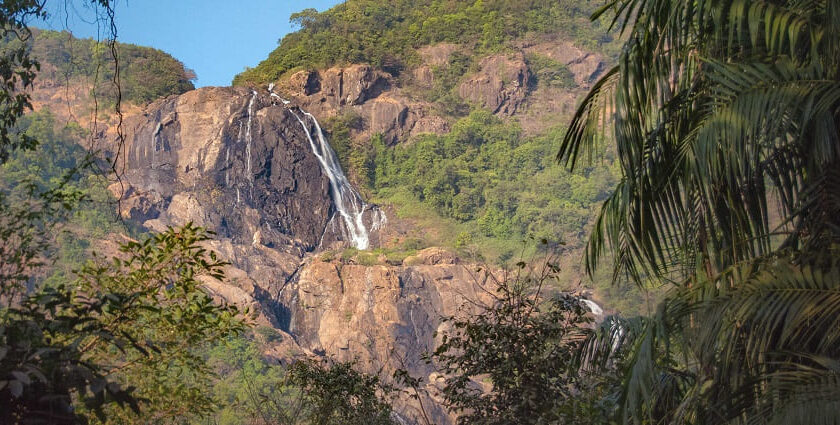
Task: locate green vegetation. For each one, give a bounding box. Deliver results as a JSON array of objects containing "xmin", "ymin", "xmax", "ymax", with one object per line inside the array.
[
  {"xmin": 362, "ymin": 110, "xmax": 617, "ymax": 261},
  {"xmin": 327, "ymin": 108, "xmax": 656, "ymax": 313},
  {"xmin": 287, "ymin": 359, "xmax": 395, "ymax": 425},
  {"xmin": 0, "ymin": 109, "xmax": 133, "ymax": 284},
  {"xmin": 206, "ymin": 336, "xmax": 400, "ymax": 425},
  {"xmin": 562, "ymin": 0, "xmax": 840, "ymax": 422},
  {"xmin": 204, "ymin": 336, "xmax": 298, "ymax": 424},
  {"xmin": 1, "ymin": 3, "xmax": 242, "ymax": 422},
  {"xmin": 423, "ymin": 51, "xmax": 473, "ymax": 115},
  {"xmin": 2, "ymin": 28, "xmax": 195, "ymax": 105},
  {"xmin": 234, "ymin": 0, "xmax": 617, "ymax": 85},
  {"xmin": 428, "ymin": 252, "xmax": 618, "ymax": 424},
  {"xmin": 525, "ymin": 52, "xmax": 576, "ymax": 89}
]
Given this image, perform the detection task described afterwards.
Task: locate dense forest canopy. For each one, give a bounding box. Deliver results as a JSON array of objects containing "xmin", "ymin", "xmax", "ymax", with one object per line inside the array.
[{"xmin": 234, "ymin": 0, "xmax": 616, "ymax": 85}]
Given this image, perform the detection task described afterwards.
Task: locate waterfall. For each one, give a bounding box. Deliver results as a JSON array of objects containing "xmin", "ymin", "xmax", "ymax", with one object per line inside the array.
[
  {"xmin": 290, "ymin": 109, "xmax": 373, "ymax": 250},
  {"xmin": 244, "ymin": 90, "xmax": 257, "ymax": 181},
  {"xmin": 581, "ymin": 299, "xmax": 604, "ymax": 316},
  {"xmin": 264, "ymin": 84, "xmax": 384, "ymax": 250}
]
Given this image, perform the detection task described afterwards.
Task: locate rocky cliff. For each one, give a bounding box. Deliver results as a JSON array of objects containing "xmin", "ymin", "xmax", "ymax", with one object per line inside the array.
[
  {"xmin": 101, "ymin": 32, "xmax": 610, "ymax": 425},
  {"xmin": 111, "ymin": 86, "xmax": 493, "ymax": 424},
  {"xmin": 271, "ymin": 37, "xmax": 607, "ymax": 145},
  {"xmin": 115, "ymin": 87, "xmax": 390, "ymax": 252}
]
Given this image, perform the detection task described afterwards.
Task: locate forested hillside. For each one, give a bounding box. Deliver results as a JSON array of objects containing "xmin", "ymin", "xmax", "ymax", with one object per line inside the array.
[
  {"xmin": 1, "ymin": 29, "xmax": 195, "ymax": 106},
  {"xmin": 3, "ymin": 0, "xmax": 838, "ymax": 423},
  {"xmin": 234, "ymin": 0, "xmax": 617, "ymax": 85},
  {"xmin": 233, "ymin": 0, "xmax": 641, "ymax": 312}
]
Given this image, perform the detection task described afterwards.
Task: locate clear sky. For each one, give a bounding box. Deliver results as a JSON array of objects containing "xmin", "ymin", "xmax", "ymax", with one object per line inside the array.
[{"xmin": 35, "ymin": 0, "xmax": 342, "ymax": 87}]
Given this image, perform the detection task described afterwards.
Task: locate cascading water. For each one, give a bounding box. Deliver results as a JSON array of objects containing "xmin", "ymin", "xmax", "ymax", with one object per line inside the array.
[
  {"xmin": 581, "ymin": 299, "xmax": 604, "ymax": 316},
  {"xmin": 290, "ymin": 110, "xmax": 375, "ymax": 249},
  {"xmin": 264, "ymin": 84, "xmax": 385, "ymax": 250},
  {"xmin": 244, "ymin": 90, "xmax": 257, "ymax": 182}
]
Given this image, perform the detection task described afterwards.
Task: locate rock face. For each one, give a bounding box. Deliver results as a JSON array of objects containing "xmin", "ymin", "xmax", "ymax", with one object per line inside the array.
[
  {"xmin": 458, "ymin": 52, "xmax": 531, "ymax": 116},
  {"xmin": 114, "ymin": 90, "xmax": 485, "ymax": 423},
  {"xmin": 276, "ymin": 65, "xmax": 450, "ymax": 145},
  {"xmin": 523, "ymin": 39, "xmax": 607, "ymax": 88},
  {"xmin": 119, "ymin": 86, "xmax": 389, "ymax": 252},
  {"xmin": 271, "ymin": 40, "xmax": 606, "ymax": 145},
  {"xmin": 281, "ymin": 254, "xmax": 491, "ymax": 425},
  {"xmin": 113, "ymin": 87, "xmax": 392, "ymax": 317}
]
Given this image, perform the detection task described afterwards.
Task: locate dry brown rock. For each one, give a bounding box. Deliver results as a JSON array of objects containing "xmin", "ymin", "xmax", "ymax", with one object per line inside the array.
[
  {"xmin": 458, "ymin": 52, "xmax": 531, "ymax": 116},
  {"xmin": 404, "ymin": 247, "xmax": 459, "ymax": 266},
  {"xmin": 108, "ymin": 182, "xmax": 163, "ymax": 222},
  {"xmin": 277, "ymin": 66, "xmax": 449, "ymax": 144},
  {"xmin": 412, "ymin": 65, "xmax": 435, "ymax": 87},
  {"xmin": 281, "ymin": 258, "xmax": 493, "ymax": 425},
  {"xmin": 418, "ymin": 43, "xmax": 460, "ymax": 67},
  {"xmin": 524, "ymin": 39, "xmax": 607, "ymax": 87}
]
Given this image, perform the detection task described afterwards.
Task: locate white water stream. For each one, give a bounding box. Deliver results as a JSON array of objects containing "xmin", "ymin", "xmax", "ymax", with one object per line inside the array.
[
  {"xmin": 264, "ymin": 85, "xmax": 386, "ymax": 250},
  {"xmin": 581, "ymin": 299, "xmax": 604, "ymax": 316},
  {"xmin": 290, "ymin": 110, "xmax": 375, "ymax": 249},
  {"xmin": 244, "ymin": 90, "xmax": 257, "ymax": 182}
]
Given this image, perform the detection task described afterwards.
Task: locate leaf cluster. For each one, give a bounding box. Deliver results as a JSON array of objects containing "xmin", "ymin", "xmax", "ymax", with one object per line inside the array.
[{"xmin": 562, "ymin": 0, "xmax": 840, "ymax": 422}]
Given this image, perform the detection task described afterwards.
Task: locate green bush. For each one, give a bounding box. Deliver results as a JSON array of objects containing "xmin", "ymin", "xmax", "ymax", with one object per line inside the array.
[
  {"xmin": 341, "ymin": 247, "xmax": 359, "ymax": 262},
  {"xmin": 356, "ymin": 251, "xmax": 379, "ymax": 266},
  {"xmin": 255, "ymin": 325, "xmax": 283, "ymax": 343},
  {"xmin": 320, "ymin": 250, "xmax": 336, "ymax": 262},
  {"xmin": 525, "ymin": 52, "xmax": 576, "ymax": 88}
]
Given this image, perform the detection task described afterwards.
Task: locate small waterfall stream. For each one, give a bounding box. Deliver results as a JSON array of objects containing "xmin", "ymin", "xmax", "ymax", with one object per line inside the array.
[
  {"xmin": 244, "ymin": 90, "xmax": 258, "ymax": 182},
  {"xmin": 581, "ymin": 299, "xmax": 604, "ymax": 316}
]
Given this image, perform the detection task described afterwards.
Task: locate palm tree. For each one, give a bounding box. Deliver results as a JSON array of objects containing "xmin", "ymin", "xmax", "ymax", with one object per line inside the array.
[{"xmin": 560, "ymin": 0, "xmax": 840, "ymax": 423}]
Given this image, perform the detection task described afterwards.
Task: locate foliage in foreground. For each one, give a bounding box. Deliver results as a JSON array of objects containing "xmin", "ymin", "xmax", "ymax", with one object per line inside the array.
[
  {"xmin": 560, "ymin": 0, "xmax": 840, "ymax": 423},
  {"xmin": 205, "ymin": 344, "xmax": 397, "ymax": 425},
  {"xmin": 1, "ymin": 221, "xmax": 245, "ymax": 423},
  {"xmin": 428, "ymin": 253, "xmax": 619, "ymax": 424}
]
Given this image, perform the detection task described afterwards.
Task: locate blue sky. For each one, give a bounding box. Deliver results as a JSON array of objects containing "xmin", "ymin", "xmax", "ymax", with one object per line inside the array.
[{"xmin": 36, "ymin": 0, "xmax": 342, "ymax": 87}]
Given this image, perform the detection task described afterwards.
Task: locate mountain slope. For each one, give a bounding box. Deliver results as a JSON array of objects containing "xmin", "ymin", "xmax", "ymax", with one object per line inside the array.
[
  {"xmin": 234, "ymin": 0, "xmax": 617, "ymax": 85},
  {"xmin": 228, "ymin": 0, "xmax": 653, "ymax": 314}
]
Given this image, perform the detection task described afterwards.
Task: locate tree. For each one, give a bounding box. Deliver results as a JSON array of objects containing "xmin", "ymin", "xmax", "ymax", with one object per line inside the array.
[
  {"xmin": 1, "ymin": 221, "xmax": 245, "ymax": 422},
  {"xmin": 428, "ymin": 250, "xmax": 619, "ymax": 424},
  {"xmin": 287, "ymin": 358, "xmax": 396, "ymax": 425},
  {"xmin": 560, "ymin": 0, "xmax": 840, "ymax": 423}
]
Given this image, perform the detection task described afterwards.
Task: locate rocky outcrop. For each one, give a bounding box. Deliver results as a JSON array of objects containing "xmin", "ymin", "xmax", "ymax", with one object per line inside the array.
[
  {"xmin": 281, "ymin": 255, "xmax": 492, "ymax": 425},
  {"xmin": 276, "ymin": 65, "xmax": 450, "ymax": 145},
  {"xmin": 412, "ymin": 43, "xmax": 462, "ymax": 88},
  {"xmin": 285, "ymin": 65, "xmax": 392, "ymax": 108},
  {"xmin": 119, "ymin": 86, "xmax": 341, "ymax": 251},
  {"xmin": 458, "ymin": 52, "xmax": 531, "ymax": 116},
  {"xmin": 523, "ymin": 39, "xmax": 607, "ymax": 87},
  {"xmin": 112, "ymin": 86, "xmax": 392, "ymax": 313}
]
